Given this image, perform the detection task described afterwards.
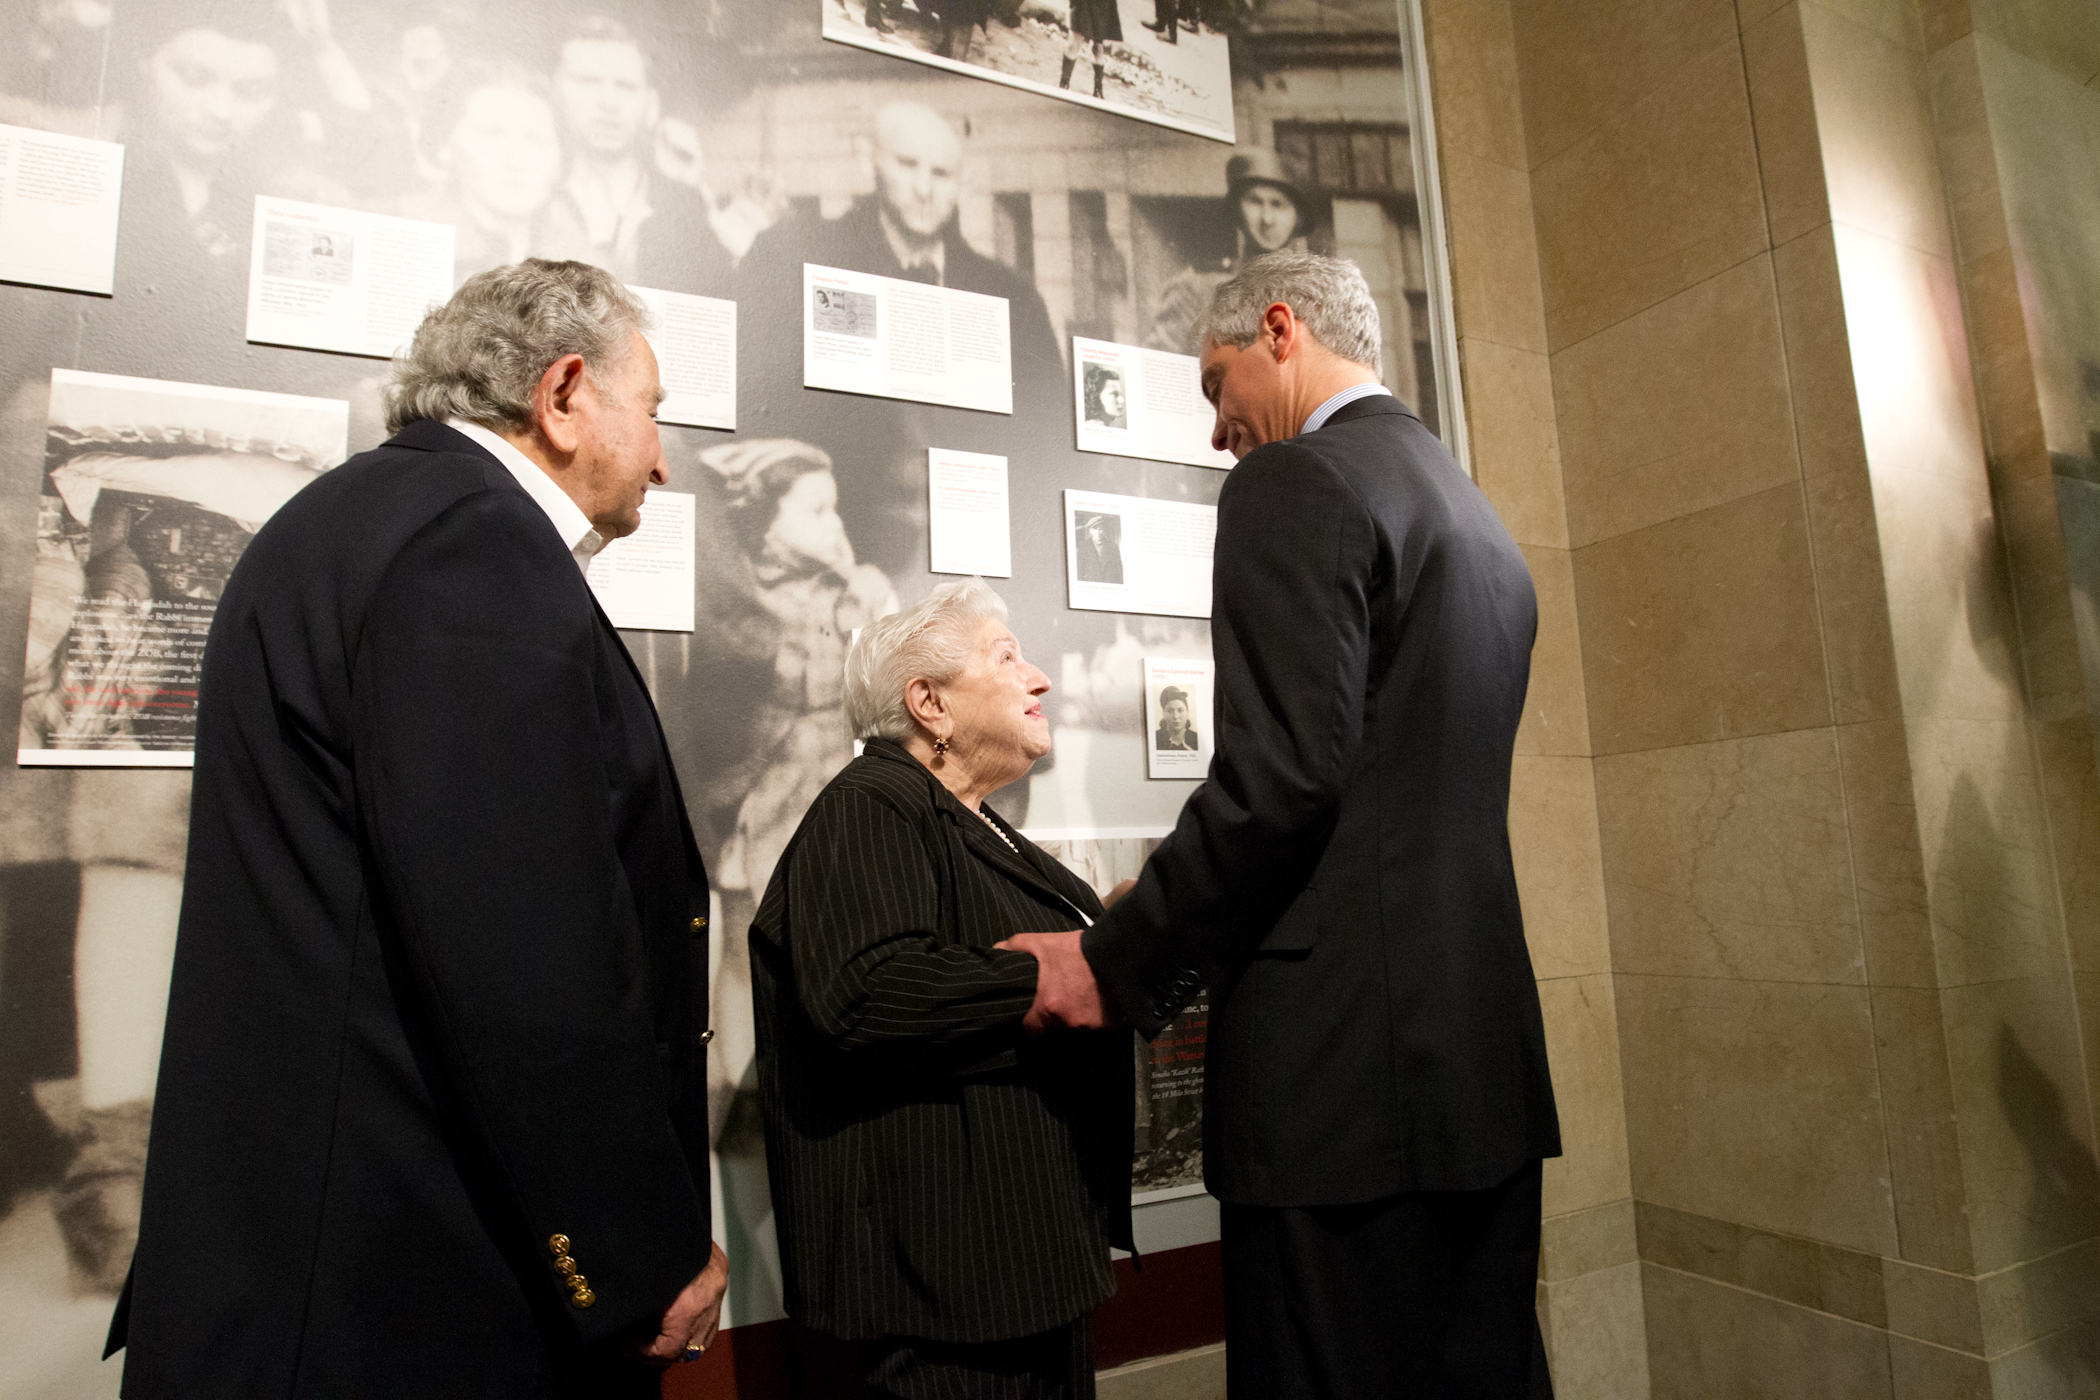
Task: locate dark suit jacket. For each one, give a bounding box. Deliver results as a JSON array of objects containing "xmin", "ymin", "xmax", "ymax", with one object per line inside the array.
[
  {"xmin": 1084, "ymin": 395, "xmax": 1561, "ymax": 1206},
  {"xmin": 112, "ymin": 420, "xmax": 714, "ymax": 1397},
  {"xmin": 1154, "ymin": 726, "xmax": 1198, "ymax": 751},
  {"xmin": 752, "ymin": 739, "xmax": 1134, "ymax": 1344}
]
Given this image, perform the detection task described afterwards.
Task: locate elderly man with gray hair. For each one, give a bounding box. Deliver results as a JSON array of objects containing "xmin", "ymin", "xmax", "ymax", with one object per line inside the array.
[
  {"xmin": 113, "ymin": 259, "xmax": 728, "ymax": 1396},
  {"xmin": 1007, "ymin": 251, "xmax": 1564, "ymax": 1397},
  {"xmin": 750, "ymin": 577, "xmax": 1133, "ymax": 1400}
]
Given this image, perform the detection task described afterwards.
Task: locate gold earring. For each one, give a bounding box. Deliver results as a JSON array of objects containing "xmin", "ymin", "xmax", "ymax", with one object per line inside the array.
[{"xmin": 932, "ymin": 734, "xmax": 950, "ymax": 756}]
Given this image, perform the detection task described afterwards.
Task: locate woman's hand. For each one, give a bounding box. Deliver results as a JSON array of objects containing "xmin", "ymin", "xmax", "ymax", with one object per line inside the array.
[{"xmin": 1104, "ymin": 878, "xmax": 1137, "ymax": 909}]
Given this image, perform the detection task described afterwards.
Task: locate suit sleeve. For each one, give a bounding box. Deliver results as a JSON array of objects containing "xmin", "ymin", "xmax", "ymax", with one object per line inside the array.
[
  {"xmin": 350, "ymin": 489, "xmax": 709, "ymax": 1344},
  {"xmin": 1082, "ymin": 443, "xmax": 1381, "ymax": 1037},
  {"xmin": 782, "ymin": 787, "xmax": 1043, "ymax": 1069}
]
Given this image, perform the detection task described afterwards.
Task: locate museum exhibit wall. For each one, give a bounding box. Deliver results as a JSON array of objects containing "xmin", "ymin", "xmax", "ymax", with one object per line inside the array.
[
  {"xmin": 1418, "ymin": 0, "xmax": 2100, "ymax": 1393},
  {"xmin": 0, "ymin": 2, "xmax": 1486, "ymax": 1397}
]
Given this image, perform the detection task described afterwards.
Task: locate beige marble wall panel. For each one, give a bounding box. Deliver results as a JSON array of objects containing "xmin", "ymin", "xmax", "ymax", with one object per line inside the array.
[
  {"xmin": 1800, "ymin": 3, "xmax": 1954, "ymax": 260},
  {"xmin": 1814, "ymin": 0, "xmax": 1927, "ymax": 51},
  {"xmin": 1918, "ymin": 0, "xmax": 1973, "ymax": 54},
  {"xmin": 1772, "ymin": 226, "xmax": 1871, "ymax": 483},
  {"xmin": 1640, "ymin": 1262, "xmax": 1894, "ymax": 1397},
  {"xmin": 1421, "ymin": 0, "xmax": 1528, "ymax": 170},
  {"xmin": 1887, "ymin": 1335, "xmax": 1992, "ymax": 1400},
  {"xmin": 1742, "ymin": 4, "xmax": 1833, "ymax": 248},
  {"xmin": 1595, "ymin": 728, "xmax": 1863, "ymax": 984},
  {"xmin": 1443, "ymin": 149, "xmax": 1549, "ymax": 355},
  {"xmin": 1464, "ymin": 339, "xmax": 1566, "ymax": 549},
  {"xmin": 1907, "ymin": 718, "xmax": 2060, "ymax": 987},
  {"xmin": 1837, "ymin": 230, "xmax": 2024, "ymax": 724},
  {"xmin": 1538, "ymin": 1261, "xmax": 1651, "ymax": 1399},
  {"xmin": 1869, "ymin": 985, "xmax": 1979, "ymax": 1273},
  {"xmin": 1511, "ymin": 756, "xmax": 1609, "ymax": 979},
  {"xmin": 1925, "ymin": 36, "xmax": 2011, "ymax": 265},
  {"xmin": 1539, "ymin": 973, "xmax": 1633, "ymax": 1218},
  {"xmin": 1884, "ymin": 1255, "xmax": 1987, "ymax": 1352},
  {"xmin": 1986, "ymin": 1318, "xmax": 2100, "ymax": 1398},
  {"xmin": 1635, "ymin": 1200, "xmax": 1887, "ymax": 1326},
  {"xmin": 2081, "ymin": 966, "xmax": 2100, "ymax": 1106},
  {"xmin": 1961, "ymin": 246, "xmax": 2051, "ymax": 482},
  {"xmin": 1968, "ymin": 0, "xmax": 2100, "ymax": 92},
  {"xmin": 1976, "ymin": 1237, "xmax": 2100, "ymax": 1356},
  {"xmin": 1736, "ymin": 0, "xmax": 1789, "ymax": 30},
  {"xmin": 1530, "ymin": 43, "xmax": 1769, "ymax": 351},
  {"xmin": 1835, "ymin": 722, "xmax": 1938, "ymax": 988},
  {"xmin": 1938, "ymin": 974, "xmax": 2100, "ymax": 1271},
  {"xmin": 1553, "ymin": 255, "xmax": 1800, "ymax": 547},
  {"xmin": 1516, "ymin": 545, "xmax": 1590, "ymax": 756},
  {"xmin": 1618, "ymin": 973, "xmax": 1898, "ymax": 1255},
  {"xmin": 1804, "ymin": 453, "xmax": 1907, "ymax": 726},
  {"xmin": 1998, "ymin": 473, "xmax": 2084, "ymax": 722},
  {"xmin": 1542, "ymin": 1198, "xmax": 1639, "ymax": 1282},
  {"xmin": 1575, "ymin": 485, "xmax": 1832, "ymax": 755},
  {"xmin": 1509, "ymin": 0, "xmax": 1740, "ymax": 168}
]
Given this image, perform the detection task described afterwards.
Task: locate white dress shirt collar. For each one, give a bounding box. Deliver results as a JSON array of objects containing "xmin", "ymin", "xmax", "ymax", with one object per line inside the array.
[
  {"xmin": 446, "ymin": 418, "xmax": 605, "ymax": 572},
  {"xmin": 1301, "ymin": 383, "xmax": 1392, "ymax": 436}
]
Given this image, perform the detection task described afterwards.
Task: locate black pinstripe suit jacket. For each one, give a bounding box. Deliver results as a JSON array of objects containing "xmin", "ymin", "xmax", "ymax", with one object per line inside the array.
[{"xmin": 751, "ymin": 738, "xmax": 1135, "ymax": 1343}]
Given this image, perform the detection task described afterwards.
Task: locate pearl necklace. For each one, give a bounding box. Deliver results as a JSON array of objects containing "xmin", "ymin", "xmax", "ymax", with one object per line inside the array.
[{"xmin": 975, "ymin": 808, "xmax": 1017, "ymax": 853}]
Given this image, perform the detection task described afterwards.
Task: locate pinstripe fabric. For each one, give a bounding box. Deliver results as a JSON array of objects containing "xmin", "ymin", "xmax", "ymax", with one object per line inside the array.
[{"xmin": 752, "ymin": 738, "xmax": 1135, "ymax": 1345}]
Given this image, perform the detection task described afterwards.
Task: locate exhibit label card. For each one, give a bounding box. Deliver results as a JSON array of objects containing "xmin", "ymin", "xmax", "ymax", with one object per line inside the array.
[
  {"xmin": 1073, "ymin": 337, "xmax": 1233, "ymax": 471},
  {"xmin": 587, "ymin": 490, "xmax": 695, "ymax": 633},
  {"xmin": 0, "ymin": 124, "xmax": 124, "ymax": 295},
  {"xmin": 1144, "ymin": 657, "xmax": 1214, "ymax": 780},
  {"xmin": 927, "ymin": 448, "xmax": 1011, "ymax": 578},
  {"xmin": 21, "ymin": 369, "xmax": 348, "ymax": 768},
  {"xmin": 1065, "ymin": 489, "xmax": 1215, "ymax": 620},
  {"xmin": 245, "ymin": 195, "xmax": 455, "ymax": 359},
  {"xmin": 802, "ymin": 263, "xmax": 1012, "ymax": 414},
  {"xmin": 631, "ymin": 284, "xmax": 735, "ymax": 430}
]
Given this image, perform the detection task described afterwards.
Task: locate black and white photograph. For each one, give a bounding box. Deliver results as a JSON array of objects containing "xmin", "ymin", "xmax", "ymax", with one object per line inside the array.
[
  {"xmin": 823, "ymin": 0, "xmax": 1238, "ymax": 143},
  {"xmin": 19, "ymin": 370, "xmax": 345, "ymax": 767},
  {"xmin": 0, "ymin": 0, "xmax": 1452, "ymax": 1384},
  {"xmin": 1143, "ymin": 655, "xmax": 1211, "ymax": 778},
  {"xmin": 1072, "ymin": 507, "xmax": 1125, "ymax": 583},
  {"xmin": 1082, "ymin": 359, "xmax": 1129, "ymax": 430}
]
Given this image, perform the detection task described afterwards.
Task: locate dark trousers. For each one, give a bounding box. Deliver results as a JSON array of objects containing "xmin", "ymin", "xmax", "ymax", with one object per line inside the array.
[
  {"xmin": 860, "ymin": 1316, "xmax": 1094, "ymax": 1400},
  {"xmin": 1151, "ymin": 0, "xmax": 1177, "ymax": 38},
  {"xmin": 1222, "ymin": 1159, "xmax": 1553, "ymax": 1399}
]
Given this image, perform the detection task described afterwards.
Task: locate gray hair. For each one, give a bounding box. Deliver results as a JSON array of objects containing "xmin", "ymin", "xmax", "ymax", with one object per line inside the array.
[
  {"xmin": 845, "ymin": 578, "xmax": 1009, "ymax": 742},
  {"xmin": 1190, "ymin": 250, "xmax": 1383, "ymax": 375},
  {"xmin": 384, "ymin": 259, "xmax": 652, "ymax": 435}
]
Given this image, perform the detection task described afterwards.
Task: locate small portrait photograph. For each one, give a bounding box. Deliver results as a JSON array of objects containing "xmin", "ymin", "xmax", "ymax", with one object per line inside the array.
[
  {"xmin": 811, "ymin": 284, "xmax": 878, "ymax": 338},
  {"xmin": 1082, "ymin": 361, "xmax": 1129, "ymax": 431},
  {"xmin": 1143, "ymin": 657, "xmax": 1212, "ymax": 779},
  {"xmin": 1153, "ymin": 685, "xmax": 1198, "ymax": 751},
  {"xmin": 1072, "ymin": 509, "xmax": 1124, "ymax": 585}
]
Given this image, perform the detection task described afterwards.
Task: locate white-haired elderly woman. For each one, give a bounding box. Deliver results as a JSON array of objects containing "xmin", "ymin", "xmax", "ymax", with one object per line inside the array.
[{"xmin": 750, "ymin": 578, "xmax": 1133, "ymax": 1400}]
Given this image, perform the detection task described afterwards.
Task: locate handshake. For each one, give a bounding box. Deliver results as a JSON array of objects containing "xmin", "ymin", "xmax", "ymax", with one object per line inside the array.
[{"xmin": 995, "ymin": 877, "xmax": 1137, "ymax": 1036}]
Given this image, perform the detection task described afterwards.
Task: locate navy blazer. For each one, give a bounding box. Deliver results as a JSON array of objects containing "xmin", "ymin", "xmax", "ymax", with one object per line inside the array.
[
  {"xmin": 112, "ymin": 420, "xmax": 713, "ymax": 1397},
  {"xmin": 1084, "ymin": 395, "xmax": 1562, "ymax": 1205}
]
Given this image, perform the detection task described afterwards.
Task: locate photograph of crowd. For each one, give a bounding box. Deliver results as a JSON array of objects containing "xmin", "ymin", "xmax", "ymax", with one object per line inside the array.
[{"xmin": 0, "ymin": 0, "xmax": 1448, "ymax": 1383}]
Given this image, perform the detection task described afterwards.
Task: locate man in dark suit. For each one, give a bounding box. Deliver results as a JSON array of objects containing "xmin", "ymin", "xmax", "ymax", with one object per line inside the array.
[
  {"xmin": 111, "ymin": 260, "xmax": 727, "ymax": 1396},
  {"xmin": 1008, "ymin": 252, "xmax": 1561, "ymax": 1397},
  {"xmin": 735, "ymin": 100, "xmax": 1064, "ymax": 573}
]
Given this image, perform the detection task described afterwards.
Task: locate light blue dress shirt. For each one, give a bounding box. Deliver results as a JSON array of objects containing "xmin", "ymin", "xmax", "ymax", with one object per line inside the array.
[{"xmin": 1300, "ymin": 383, "xmax": 1393, "ymax": 436}]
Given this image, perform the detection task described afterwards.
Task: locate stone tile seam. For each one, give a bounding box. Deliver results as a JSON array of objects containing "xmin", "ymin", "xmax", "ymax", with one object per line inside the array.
[
  {"xmin": 1637, "ymin": 1208, "xmax": 2100, "ymax": 1356},
  {"xmin": 1521, "ymin": 26, "xmax": 1748, "ymax": 181},
  {"xmin": 1542, "ymin": 242, "xmax": 1778, "ymax": 364}
]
